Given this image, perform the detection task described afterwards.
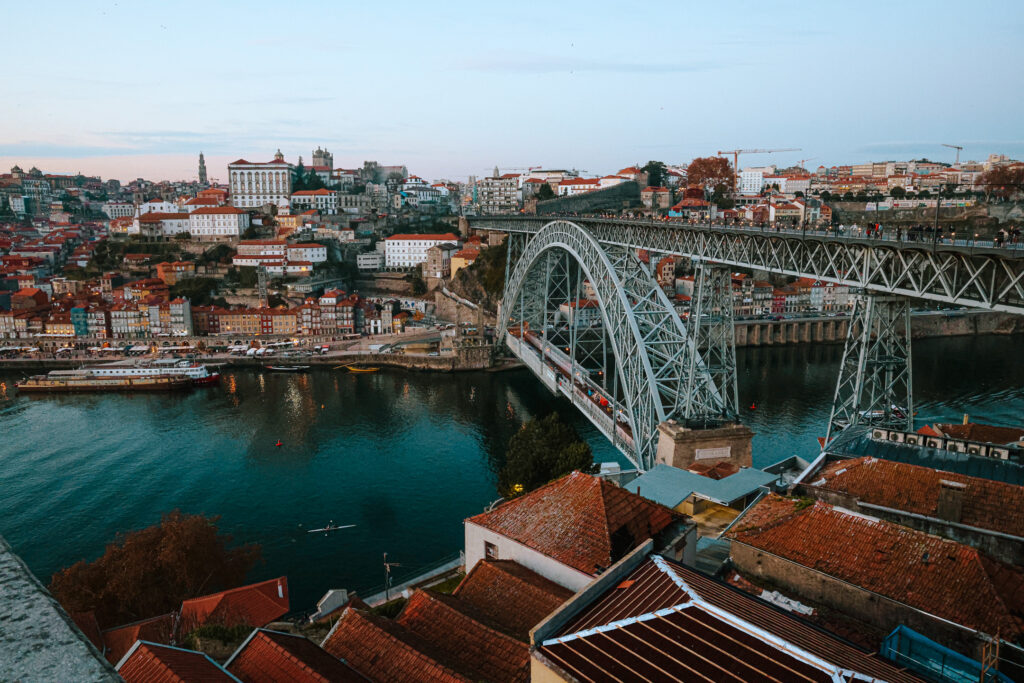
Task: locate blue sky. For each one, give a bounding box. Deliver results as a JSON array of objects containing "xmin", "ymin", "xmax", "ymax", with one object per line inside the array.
[{"xmin": 1, "ymin": 0, "xmax": 1021, "ymax": 182}]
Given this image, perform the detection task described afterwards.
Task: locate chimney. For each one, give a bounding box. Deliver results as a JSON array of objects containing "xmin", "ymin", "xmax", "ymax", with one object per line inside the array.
[
  {"xmin": 277, "ymin": 579, "xmax": 284, "ymax": 599},
  {"xmin": 937, "ymin": 480, "xmax": 966, "ymax": 523}
]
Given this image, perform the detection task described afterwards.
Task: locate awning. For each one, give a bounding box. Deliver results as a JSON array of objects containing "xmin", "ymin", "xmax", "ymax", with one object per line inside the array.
[{"xmin": 130, "ymin": 345, "xmax": 150, "ymax": 352}]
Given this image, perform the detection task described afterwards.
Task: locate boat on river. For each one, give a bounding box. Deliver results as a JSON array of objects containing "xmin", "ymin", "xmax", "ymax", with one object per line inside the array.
[
  {"xmin": 266, "ymin": 365, "xmax": 310, "ymax": 372},
  {"xmin": 88, "ymin": 359, "xmax": 220, "ymax": 387},
  {"xmin": 344, "ymin": 365, "xmax": 380, "ymax": 373},
  {"xmin": 15, "ymin": 370, "xmax": 193, "ymax": 393}
]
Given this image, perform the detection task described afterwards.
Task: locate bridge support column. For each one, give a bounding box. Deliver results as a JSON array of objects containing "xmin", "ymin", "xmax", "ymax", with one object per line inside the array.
[
  {"xmin": 825, "ymin": 294, "xmax": 913, "ymax": 445},
  {"xmin": 685, "ymin": 264, "xmax": 738, "ymax": 421}
]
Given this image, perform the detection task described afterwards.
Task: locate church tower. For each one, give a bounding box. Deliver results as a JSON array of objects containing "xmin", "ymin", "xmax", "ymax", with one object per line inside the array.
[{"xmin": 198, "ymin": 152, "xmax": 208, "ymax": 184}]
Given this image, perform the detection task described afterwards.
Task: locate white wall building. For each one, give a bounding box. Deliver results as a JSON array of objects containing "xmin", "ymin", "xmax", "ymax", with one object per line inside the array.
[
  {"xmin": 188, "ymin": 206, "xmax": 250, "ymax": 240},
  {"xmin": 137, "ymin": 199, "xmax": 178, "ymax": 216},
  {"xmin": 384, "ymin": 233, "xmax": 459, "ymax": 269},
  {"xmin": 738, "ymin": 170, "xmax": 765, "ymax": 195},
  {"xmin": 357, "ymin": 251, "xmax": 384, "ymax": 271},
  {"xmin": 286, "ymin": 243, "xmax": 327, "ymax": 263},
  {"xmin": 228, "ymin": 150, "xmax": 292, "ymax": 208},
  {"xmin": 291, "ymin": 189, "xmax": 338, "ymax": 215},
  {"xmin": 102, "ymin": 201, "xmax": 135, "ymax": 219}
]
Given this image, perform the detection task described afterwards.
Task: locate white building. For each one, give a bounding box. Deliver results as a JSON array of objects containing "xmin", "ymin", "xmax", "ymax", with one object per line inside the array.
[
  {"xmin": 102, "ymin": 201, "xmax": 135, "ymax": 219},
  {"xmin": 384, "ymin": 233, "xmax": 459, "ymax": 269},
  {"xmin": 557, "ymin": 178, "xmax": 601, "ymax": 196},
  {"xmin": 476, "ymin": 173, "xmax": 520, "ymax": 215},
  {"xmin": 228, "ymin": 150, "xmax": 293, "ymax": 208},
  {"xmin": 286, "ymin": 243, "xmax": 328, "ymax": 263},
  {"xmin": 738, "ymin": 170, "xmax": 765, "ymax": 195},
  {"xmin": 291, "ymin": 189, "xmax": 338, "ymax": 215},
  {"xmin": 134, "ymin": 212, "xmax": 191, "ymax": 238},
  {"xmin": 188, "ymin": 206, "xmax": 251, "ymax": 241},
  {"xmin": 237, "ymin": 240, "xmax": 286, "ymax": 257},
  {"xmin": 357, "ymin": 251, "xmax": 385, "ymax": 271},
  {"xmin": 137, "ymin": 199, "xmax": 178, "ymax": 216}
]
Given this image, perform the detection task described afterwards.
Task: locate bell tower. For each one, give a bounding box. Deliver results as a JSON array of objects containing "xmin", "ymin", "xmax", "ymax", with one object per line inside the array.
[{"xmin": 198, "ymin": 152, "xmax": 208, "ymax": 185}]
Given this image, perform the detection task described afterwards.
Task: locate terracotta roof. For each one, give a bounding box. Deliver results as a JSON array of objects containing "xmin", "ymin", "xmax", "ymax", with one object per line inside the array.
[
  {"xmin": 453, "ymin": 560, "xmax": 572, "ymax": 641},
  {"xmin": 396, "ymin": 590, "xmax": 528, "ymax": 682},
  {"xmin": 728, "ymin": 495, "xmax": 1024, "ymax": 639},
  {"xmin": 466, "ymin": 471, "xmax": 680, "ymax": 576},
  {"xmin": 547, "ymin": 556, "xmax": 923, "ymax": 683},
  {"xmin": 226, "ymin": 629, "xmax": 366, "ymax": 682},
  {"xmin": 69, "ymin": 611, "xmax": 104, "ymax": 652},
  {"xmin": 321, "ymin": 608, "xmax": 473, "ymax": 682},
  {"xmin": 116, "ymin": 641, "xmax": 236, "ymax": 681},
  {"xmin": 385, "ymin": 233, "xmax": 459, "ymax": 241},
  {"xmin": 811, "ymin": 456, "xmax": 1024, "ymax": 538},
  {"xmin": 935, "ymin": 422, "xmax": 1024, "ymax": 446},
  {"xmin": 179, "ymin": 577, "xmax": 289, "ymax": 631},
  {"xmin": 191, "ymin": 206, "xmax": 247, "ymax": 215},
  {"xmin": 291, "ymin": 189, "xmax": 334, "ymax": 196},
  {"xmin": 101, "ymin": 613, "xmax": 176, "ymax": 664}
]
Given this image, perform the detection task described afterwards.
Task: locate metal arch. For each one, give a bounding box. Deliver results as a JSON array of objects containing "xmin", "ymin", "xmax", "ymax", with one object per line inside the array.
[
  {"xmin": 474, "ymin": 217, "xmax": 1024, "ymax": 314},
  {"xmin": 500, "ymin": 219, "xmax": 723, "ymax": 470}
]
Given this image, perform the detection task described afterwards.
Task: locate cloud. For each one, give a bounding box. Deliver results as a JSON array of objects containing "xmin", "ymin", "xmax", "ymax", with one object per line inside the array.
[{"xmin": 457, "ymin": 56, "xmax": 730, "ymax": 75}]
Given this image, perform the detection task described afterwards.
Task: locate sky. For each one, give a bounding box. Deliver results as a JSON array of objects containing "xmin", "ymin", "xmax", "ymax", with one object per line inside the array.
[{"xmin": 1, "ymin": 0, "xmax": 1022, "ymax": 183}]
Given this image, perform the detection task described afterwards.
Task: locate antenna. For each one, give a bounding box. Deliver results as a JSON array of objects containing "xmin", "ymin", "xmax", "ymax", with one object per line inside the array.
[{"xmin": 383, "ymin": 552, "xmax": 403, "ymax": 602}]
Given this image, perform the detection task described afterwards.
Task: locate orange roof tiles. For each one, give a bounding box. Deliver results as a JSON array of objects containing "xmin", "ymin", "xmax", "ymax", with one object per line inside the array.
[
  {"xmin": 226, "ymin": 629, "xmax": 366, "ymax": 682},
  {"xmin": 321, "ymin": 608, "xmax": 473, "ymax": 682},
  {"xmin": 191, "ymin": 206, "xmax": 247, "ymax": 215},
  {"xmin": 180, "ymin": 577, "xmax": 289, "ymax": 632},
  {"xmin": 385, "ymin": 233, "xmax": 459, "ymax": 241},
  {"xmin": 728, "ymin": 495, "xmax": 1024, "ymax": 639},
  {"xmin": 101, "ymin": 613, "xmax": 177, "ymax": 664},
  {"xmin": 935, "ymin": 422, "xmax": 1024, "ymax": 446},
  {"xmin": 116, "ymin": 641, "xmax": 235, "ymax": 682},
  {"xmin": 396, "ymin": 590, "xmax": 528, "ymax": 682},
  {"xmin": 453, "ymin": 560, "xmax": 572, "ymax": 641},
  {"xmin": 466, "ymin": 471, "xmax": 680, "ymax": 576},
  {"xmin": 811, "ymin": 456, "xmax": 1024, "ymax": 538}
]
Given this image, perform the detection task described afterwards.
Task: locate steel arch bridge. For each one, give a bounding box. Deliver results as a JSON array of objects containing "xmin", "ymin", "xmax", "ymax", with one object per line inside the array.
[{"xmin": 472, "ymin": 215, "xmax": 1024, "ymax": 470}]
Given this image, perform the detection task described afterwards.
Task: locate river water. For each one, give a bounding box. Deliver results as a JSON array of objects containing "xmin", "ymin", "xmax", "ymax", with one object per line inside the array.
[{"xmin": 1, "ymin": 335, "xmax": 1021, "ymax": 611}]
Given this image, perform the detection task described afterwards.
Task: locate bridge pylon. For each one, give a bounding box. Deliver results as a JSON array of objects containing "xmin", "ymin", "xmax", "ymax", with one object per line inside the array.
[
  {"xmin": 685, "ymin": 264, "xmax": 739, "ymax": 422},
  {"xmin": 825, "ymin": 294, "xmax": 913, "ymax": 445}
]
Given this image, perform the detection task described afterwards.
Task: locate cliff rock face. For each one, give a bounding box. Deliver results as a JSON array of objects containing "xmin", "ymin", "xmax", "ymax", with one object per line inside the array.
[{"xmin": 448, "ymin": 242, "xmax": 507, "ymax": 313}]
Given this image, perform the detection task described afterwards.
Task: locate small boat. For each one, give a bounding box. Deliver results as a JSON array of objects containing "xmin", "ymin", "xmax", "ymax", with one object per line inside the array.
[
  {"xmin": 266, "ymin": 365, "xmax": 310, "ymax": 372},
  {"xmin": 345, "ymin": 365, "xmax": 380, "ymax": 373},
  {"xmin": 307, "ymin": 521, "xmax": 356, "ymax": 536},
  {"xmin": 16, "ymin": 370, "xmax": 193, "ymax": 393}
]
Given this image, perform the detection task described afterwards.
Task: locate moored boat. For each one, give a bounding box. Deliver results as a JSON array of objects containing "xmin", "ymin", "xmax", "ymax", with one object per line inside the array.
[
  {"xmin": 266, "ymin": 365, "xmax": 310, "ymax": 372},
  {"xmin": 345, "ymin": 365, "xmax": 380, "ymax": 373},
  {"xmin": 15, "ymin": 370, "xmax": 194, "ymax": 393},
  {"xmin": 88, "ymin": 359, "xmax": 220, "ymax": 387}
]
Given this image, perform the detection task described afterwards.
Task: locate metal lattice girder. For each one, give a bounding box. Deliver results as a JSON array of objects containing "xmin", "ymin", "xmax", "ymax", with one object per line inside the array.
[
  {"xmin": 500, "ymin": 220, "xmax": 722, "ymax": 470},
  {"xmin": 686, "ymin": 264, "xmax": 739, "ymax": 421},
  {"xmin": 825, "ymin": 294, "xmax": 913, "ymax": 445},
  {"xmin": 477, "ymin": 217, "xmax": 1024, "ymax": 313}
]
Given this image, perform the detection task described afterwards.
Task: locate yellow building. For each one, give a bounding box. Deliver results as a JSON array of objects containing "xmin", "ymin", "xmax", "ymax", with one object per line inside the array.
[{"xmin": 450, "ymin": 248, "xmax": 480, "ymax": 278}]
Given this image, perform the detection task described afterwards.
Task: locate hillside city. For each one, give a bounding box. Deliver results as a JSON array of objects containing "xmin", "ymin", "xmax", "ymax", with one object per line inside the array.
[{"xmin": 1, "ymin": 150, "xmax": 1021, "ymax": 350}]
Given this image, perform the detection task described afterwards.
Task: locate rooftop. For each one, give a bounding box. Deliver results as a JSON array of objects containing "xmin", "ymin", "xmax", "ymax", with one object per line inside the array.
[
  {"xmin": 0, "ymin": 534, "xmax": 119, "ymax": 681},
  {"xmin": 101, "ymin": 613, "xmax": 175, "ymax": 665},
  {"xmin": 179, "ymin": 576, "xmax": 289, "ymax": 631},
  {"xmin": 539, "ymin": 555, "xmax": 922, "ymax": 683},
  {"xmin": 466, "ymin": 471, "xmax": 680, "ymax": 576},
  {"xmin": 809, "ymin": 456, "xmax": 1024, "ymax": 538},
  {"xmin": 225, "ymin": 629, "xmax": 366, "ymax": 682},
  {"xmin": 625, "ymin": 464, "xmax": 776, "ymax": 508},
  {"xmin": 116, "ymin": 641, "xmax": 236, "ymax": 682},
  {"xmin": 728, "ymin": 495, "xmax": 1024, "ymax": 639}
]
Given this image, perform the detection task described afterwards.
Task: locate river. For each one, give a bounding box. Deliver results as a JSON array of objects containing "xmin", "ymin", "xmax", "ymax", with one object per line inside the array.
[{"xmin": 1, "ymin": 334, "xmax": 1021, "ymax": 612}]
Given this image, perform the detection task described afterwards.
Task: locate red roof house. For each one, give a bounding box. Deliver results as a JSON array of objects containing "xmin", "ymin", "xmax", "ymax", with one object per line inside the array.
[
  {"xmin": 116, "ymin": 641, "xmax": 235, "ymax": 682},
  {"xmin": 226, "ymin": 628, "xmax": 366, "ymax": 682},
  {"xmin": 179, "ymin": 577, "xmax": 289, "ymax": 632}
]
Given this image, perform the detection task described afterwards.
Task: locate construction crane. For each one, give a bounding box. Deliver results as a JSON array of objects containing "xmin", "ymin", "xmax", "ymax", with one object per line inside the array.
[
  {"xmin": 942, "ymin": 143, "xmax": 963, "ymax": 165},
  {"xmin": 797, "ymin": 157, "xmax": 817, "ymax": 170},
  {"xmin": 716, "ymin": 148, "xmax": 801, "ymax": 173}
]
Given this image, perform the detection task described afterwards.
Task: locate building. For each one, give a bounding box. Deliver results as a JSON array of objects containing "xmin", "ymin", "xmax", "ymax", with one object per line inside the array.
[
  {"xmin": 225, "ymin": 629, "xmax": 364, "ymax": 682},
  {"xmin": 291, "ymin": 188, "xmax": 338, "ymax": 214},
  {"xmin": 356, "ymin": 251, "xmax": 384, "ymax": 271},
  {"xmin": 115, "ymin": 641, "xmax": 234, "ymax": 681},
  {"xmin": 229, "ymin": 151, "xmax": 292, "ymax": 208},
  {"xmin": 188, "ymin": 206, "xmax": 250, "ymax": 240},
  {"xmin": 384, "ymin": 233, "xmax": 459, "ymax": 269},
  {"xmin": 449, "ymin": 247, "xmax": 479, "ymax": 278},
  {"xmin": 425, "ymin": 243, "xmax": 458, "ymax": 279},
  {"xmin": 557, "ymin": 177, "xmax": 602, "ymax": 196},
  {"xmin": 133, "ymin": 212, "xmax": 190, "ymax": 238},
  {"xmin": 727, "ymin": 494, "xmax": 1024, "ymax": 658},
  {"xmin": 101, "ymin": 201, "xmax": 135, "ymax": 219},
  {"xmin": 464, "ymin": 471, "xmax": 693, "ymax": 592},
  {"xmin": 557, "ymin": 299, "xmax": 601, "ymax": 328},
  {"xmin": 531, "ymin": 551, "xmax": 923, "ymax": 683},
  {"xmin": 476, "ymin": 172, "xmax": 520, "ymax": 215},
  {"xmin": 641, "ymin": 186, "xmax": 672, "ymax": 209},
  {"xmin": 286, "ymin": 243, "xmax": 327, "ymax": 264}
]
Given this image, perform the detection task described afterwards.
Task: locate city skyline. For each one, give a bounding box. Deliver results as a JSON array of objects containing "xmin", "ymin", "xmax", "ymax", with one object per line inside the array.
[{"xmin": 2, "ymin": 0, "xmax": 1022, "ymax": 182}]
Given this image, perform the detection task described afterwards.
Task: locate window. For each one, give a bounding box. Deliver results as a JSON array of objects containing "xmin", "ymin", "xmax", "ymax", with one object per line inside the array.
[{"xmin": 484, "ymin": 541, "xmax": 498, "ymax": 560}]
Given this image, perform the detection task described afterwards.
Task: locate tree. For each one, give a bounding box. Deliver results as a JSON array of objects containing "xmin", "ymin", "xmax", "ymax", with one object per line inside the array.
[
  {"xmin": 820, "ymin": 191, "xmax": 832, "ymax": 202},
  {"xmin": 241, "ymin": 225, "xmax": 260, "ymax": 240},
  {"xmin": 407, "ymin": 269, "xmax": 427, "ymax": 296},
  {"xmin": 890, "ymin": 186, "xmax": 906, "ymax": 199},
  {"xmin": 49, "ymin": 511, "xmax": 260, "ymax": 628},
  {"xmin": 978, "ymin": 165, "xmax": 1024, "ymax": 201},
  {"xmin": 291, "ymin": 161, "xmax": 307, "ymax": 192},
  {"xmin": 641, "ymin": 160, "xmax": 667, "ymax": 188},
  {"xmin": 536, "ymin": 183, "xmax": 556, "ymax": 201},
  {"xmin": 842, "ymin": 191, "xmax": 855, "ymax": 201},
  {"xmin": 918, "ymin": 189, "xmax": 931, "ymax": 199},
  {"xmin": 170, "ymin": 277, "xmax": 219, "ymax": 306},
  {"xmin": 497, "ymin": 413, "xmax": 596, "ymax": 498},
  {"xmin": 793, "ymin": 191, "xmax": 804, "ymax": 198},
  {"xmin": 686, "ymin": 157, "xmax": 734, "ymax": 193}
]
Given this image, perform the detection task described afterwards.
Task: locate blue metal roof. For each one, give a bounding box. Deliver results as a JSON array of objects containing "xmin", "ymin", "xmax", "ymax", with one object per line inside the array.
[{"xmin": 624, "ymin": 464, "xmax": 776, "ymax": 508}]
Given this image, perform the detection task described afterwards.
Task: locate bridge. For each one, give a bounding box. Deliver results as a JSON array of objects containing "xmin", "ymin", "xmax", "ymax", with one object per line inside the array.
[{"xmin": 468, "ymin": 215, "xmax": 1024, "ymax": 470}]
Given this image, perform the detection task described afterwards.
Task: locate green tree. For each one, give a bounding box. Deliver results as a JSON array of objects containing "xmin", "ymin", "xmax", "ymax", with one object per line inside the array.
[
  {"xmin": 407, "ymin": 269, "xmax": 427, "ymax": 295},
  {"xmin": 536, "ymin": 183, "xmax": 556, "ymax": 201},
  {"xmin": 641, "ymin": 160, "xmax": 667, "ymax": 188},
  {"xmin": 170, "ymin": 277, "xmax": 219, "ymax": 306},
  {"xmin": 49, "ymin": 511, "xmax": 260, "ymax": 628},
  {"xmin": 237, "ymin": 267, "xmax": 259, "ymax": 288},
  {"xmin": 842, "ymin": 191, "xmax": 855, "ymax": 201},
  {"xmin": 820, "ymin": 191, "xmax": 832, "ymax": 201},
  {"xmin": 890, "ymin": 186, "xmax": 906, "ymax": 199},
  {"xmin": 241, "ymin": 225, "xmax": 261, "ymax": 239},
  {"xmin": 497, "ymin": 413, "xmax": 596, "ymax": 498},
  {"xmin": 291, "ymin": 161, "xmax": 307, "ymax": 191}
]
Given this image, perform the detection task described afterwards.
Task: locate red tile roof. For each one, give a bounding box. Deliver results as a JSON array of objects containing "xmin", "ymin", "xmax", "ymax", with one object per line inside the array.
[
  {"xmin": 291, "ymin": 189, "xmax": 334, "ymax": 196},
  {"xmin": 729, "ymin": 495, "xmax": 1024, "ymax": 639},
  {"xmin": 180, "ymin": 577, "xmax": 289, "ymax": 632},
  {"xmin": 70, "ymin": 611, "xmax": 104, "ymax": 652},
  {"xmin": 226, "ymin": 629, "xmax": 366, "ymax": 682},
  {"xmin": 321, "ymin": 608, "xmax": 473, "ymax": 682},
  {"xmin": 453, "ymin": 560, "xmax": 572, "ymax": 641},
  {"xmin": 191, "ymin": 206, "xmax": 247, "ymax": 215},
  {"xmin": 117, "ymin": 641, "xmax": 236, "ymax": 681},
  {"xmin": 102, "ymin": 613, "xmax": 176, "ymax": 664},
  {"xmin": 466, "ymin": 471, "xmax": 680, "ymax": 576},
  {"xmin": 396, "ymin": 590, "xmax": 528, "ymax": 682},
  {"xmin": 385, "ymin": 233, "xmax": 459, "ymax": 241},
  {"xmin": 810, "ymin": 456, "xmax": 1024, "ymax": 538},
  {"xmin": 935, "ymin": 422, "xmax": 1024, "ymax": 446}
]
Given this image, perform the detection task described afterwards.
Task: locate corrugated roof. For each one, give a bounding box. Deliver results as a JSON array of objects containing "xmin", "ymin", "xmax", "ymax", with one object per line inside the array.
[{"xmin": 626, "ymin": 464, "xmax": 776, "ymax": 508}]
